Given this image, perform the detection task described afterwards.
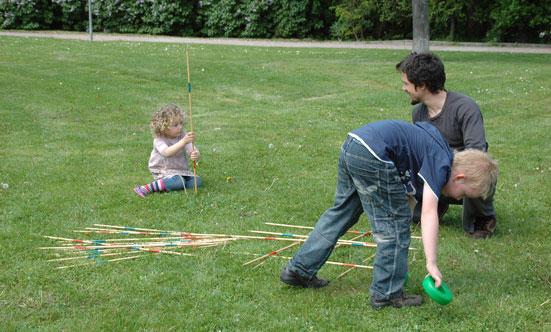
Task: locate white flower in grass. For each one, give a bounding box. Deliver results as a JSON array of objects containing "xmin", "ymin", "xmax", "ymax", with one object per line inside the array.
[{"xmin": 2, "ymin": 183, "xmax": 8, "ymax": 189}]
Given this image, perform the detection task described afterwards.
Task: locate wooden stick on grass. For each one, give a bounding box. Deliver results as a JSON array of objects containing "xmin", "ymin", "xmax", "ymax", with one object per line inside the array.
[
  {"xmin": 242, "ymin": 242, "xmax": 300, "ymax": 267},
  {"xmin": 335, "ymin": 253, "xmax": 377, "ymax": 280},
  {"xmin": 186, "ymin": 49, "xmax": 198, "ymax": 194},
  {"xmin": 54, "ymin": 255, "xmax": 143, "ymax": 270},
  {"xmin": 238, "ymin": 252, "xmax": 374, "ymax": 270},
  {"xmin": 264, "ymin": 222, "xmax": 421, "ymax": 239}
]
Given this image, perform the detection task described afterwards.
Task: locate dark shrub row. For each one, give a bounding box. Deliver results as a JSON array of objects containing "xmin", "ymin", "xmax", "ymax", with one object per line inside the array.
[{"xmin": 1, "ymin": 0, "xmax": 550, "ymax": 43}]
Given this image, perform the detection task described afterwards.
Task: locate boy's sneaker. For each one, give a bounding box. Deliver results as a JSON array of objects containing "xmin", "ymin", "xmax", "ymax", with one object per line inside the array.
[
  {"xmin": 370, "ymin": 292, "xmax": 424, "ymax": 309},
  {"xmin": 468, "ymin": 215, "xmax": 497, "ymax": 239},
  {"xmin": 280, "ymin": 266, "xmax": 329, "ymax": 288},
  {"xmin": 133, "ymin": 186, "xmax": 147, "ymax": 197}
]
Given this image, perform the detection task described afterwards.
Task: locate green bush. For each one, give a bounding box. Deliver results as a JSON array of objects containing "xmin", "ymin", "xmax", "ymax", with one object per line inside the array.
[
  {"xmin": 53, "ymin": 0, "xmax": 87, "ymax": 31},
  {"xmin": 330, "ymin": 0, "xmax": 411, "ymax": 40},
  {"xmin": 0, "ymin": 0, "xmax": 332, "ymax": 38},
  {"xmin": 330, "ymin": 0, "xmax": 551, "ymax": 43},
  {"xmin": 1, "ymin": 0, "xmax": 57, "ymax": 29},
  {"xmin": 1, "ymin": 0, "xmax": 550, "ymax": 42},
  {"xmin": 428, "ymin": 0, "xmax": 493, "ymax": 41},
  {"xmin": 199, "ymin": 0, "xmax": 332, "ymax": 39},
  {"xmin": 486, "ymin": 0, "xmax": 551, "ymax": 43},
  {"xmin": 90, "ymin": 0, "xmax": 196, "ymax": 35},
  {"xmin": 272, "ymin": 0, "xmax": 333, "ymax": 39}
]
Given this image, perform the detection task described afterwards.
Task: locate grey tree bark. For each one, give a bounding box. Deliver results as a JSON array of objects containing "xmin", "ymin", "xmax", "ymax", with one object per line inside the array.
[{"xmin": 412, "ymin": 0, "xmax": 429, "ymax": 53}]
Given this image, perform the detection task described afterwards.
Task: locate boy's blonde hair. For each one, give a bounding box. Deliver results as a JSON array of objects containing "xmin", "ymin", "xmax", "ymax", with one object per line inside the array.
[
  {"xmin": 150, "ymin": 104, "xmax": 185, "ymax": 137},
  {"xmin": 453, "ymin": 149, "xmax": 499, "ymax": 199}
]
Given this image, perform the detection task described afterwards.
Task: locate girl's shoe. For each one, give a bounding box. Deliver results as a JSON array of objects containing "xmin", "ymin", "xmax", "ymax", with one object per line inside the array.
[{"xmin": 133, "ymin": 187, "xmax": 147, "ymax": 197}]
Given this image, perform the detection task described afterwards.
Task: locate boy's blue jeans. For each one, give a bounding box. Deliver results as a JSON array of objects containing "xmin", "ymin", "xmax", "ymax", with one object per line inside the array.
[
  {"xmin": 287, "ymin": 136, "xmax": 411, "ymax": 300},
  {"xmin": 163, "ymin": 175, "xmax": 202, "ymax": 191}
]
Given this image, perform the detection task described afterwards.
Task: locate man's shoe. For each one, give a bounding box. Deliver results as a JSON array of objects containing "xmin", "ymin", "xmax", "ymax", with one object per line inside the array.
[
  {"xmin": 370, "ymin": 292, "xmax": 424, "ymax": 309},
  {"xmin": 468, "ymin": 215, "xmax": 497, "ymax": 239},
  {"xmin": 280, "ymin": 266, "xmax": 329, "ymax": 288}
]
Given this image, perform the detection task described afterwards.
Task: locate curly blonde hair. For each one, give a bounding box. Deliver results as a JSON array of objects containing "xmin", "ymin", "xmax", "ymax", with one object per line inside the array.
[{"xmin": 150, "ymin": 104, "xmax": 186, "ymax": 137}]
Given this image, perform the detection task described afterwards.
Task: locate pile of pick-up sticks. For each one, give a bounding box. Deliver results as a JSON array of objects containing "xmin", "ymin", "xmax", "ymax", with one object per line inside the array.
[{"xmin": 40, "ymin": 223, "xmax": 418, "ymax": 279}]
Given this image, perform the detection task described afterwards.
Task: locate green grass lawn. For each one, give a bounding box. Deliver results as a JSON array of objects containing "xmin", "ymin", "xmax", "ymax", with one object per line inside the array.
[{"xmin": 1, "ymin": 35, "xmax": 550, "ymax": 331}]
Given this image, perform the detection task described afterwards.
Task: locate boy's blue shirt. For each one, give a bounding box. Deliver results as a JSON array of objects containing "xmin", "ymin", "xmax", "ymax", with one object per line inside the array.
[{"xmin": 349, "ymin": 120, "xmax": 453, "ymax": 200}]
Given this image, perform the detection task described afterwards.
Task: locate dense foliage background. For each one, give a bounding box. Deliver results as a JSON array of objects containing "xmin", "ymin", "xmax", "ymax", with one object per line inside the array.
[{"xmin": 1, "ymin": 0, "xmax": 550, "ymax": 43}]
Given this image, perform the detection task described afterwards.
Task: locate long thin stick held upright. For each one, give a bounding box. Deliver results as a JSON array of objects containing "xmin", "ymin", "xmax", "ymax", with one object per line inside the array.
[{"xmin": 186, "ymin": 49, "xmax": 198, "ymax": 194}]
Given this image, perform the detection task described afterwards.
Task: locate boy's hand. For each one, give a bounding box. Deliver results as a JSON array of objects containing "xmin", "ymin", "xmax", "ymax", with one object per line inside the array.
[
  {"xmin": 182, "ymin": 132, "xmax": 195, "ymax": 145},
  {"xmin": 426, "ymin": 264, "xmax": 443, "ymax": 288},
  {"xmin": 189, "ymin": 150, "xmax": 200, "ymax": 161}
]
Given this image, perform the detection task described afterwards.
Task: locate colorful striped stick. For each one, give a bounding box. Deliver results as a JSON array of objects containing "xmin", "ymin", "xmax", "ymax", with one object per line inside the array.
[
  {"xmin": 231, "ymin": 234, "xmax": 377, "ymax": 246},
  {"xmin": 336, "ymin": 253, "xmax": 376, "ymax": 280},
  {"xmin": 264, "ymin": 222, "xmax": 420, "ymax": 239},
  {"xmin": 264, "ymin": 222, "xmax": 371, "ymax": 235},
  {"xmin": 239, "ymin": 252, "xmax": 374, "ymax": 270},
  {"xmin": 82, "ymin": 224, "xmax": 406, "ymax": 248},
  {"xmin": 89, "ymin": 224, "xmax": 365, "ymax": 245},
  {"xmin": 76, "ymin": 228, "xmax": 153, "ymax": 235},
  {"xmin": 186, "ymin": 49, "xmax": 198, "ymax": 194},
  {"xmin": 74, "ymin": 227, "xmax": 224, "ymax": 241},
  {"xmin": 53, "ymin": 255, "xmax": 143, "ymax": 270},
  {"xmin": 77, "ymin": 228, "xmax": 173, "ymax": 236},
  {"xmin": 131, "ymin": 246, "xmax": 194, "ymax": 256},
  {"xmin": 93, "ymin": 224, "xmax": 170, "ymax": 232},
  {"xmin": 46, "ymin": 251, "xmax": 143, "ymax": 262},
  {"xmin": 64, "ymin": 235, "xmax": 201, "ymax": 243},
  {"xmin": 39, "ymin": 238, "xmax": 236, "ymax": 251},
  {"xmin": 248, "ymin": 230, "xmax": 377, "ymax": 247},
  {"xmin": 334, "ymin": 231, "xmax": 371, "ymax": 249},
  {"xmin": 90, "ymin": 224, "xmax": 225, "ymax": 237},
  {"xmin": 249, "ymin": 230, "xmax": 309, "ymax": 238},
  {"xmin": 242, "ymin": 242, "xmax": 300, "ymax": 267},
  {"xmin": 248, "ymin": 231, "xmax": 371, "ymax": 269},
  {"xmin": 84, "ymin": 227, "xmax": 307, "ymax": 242},
  {"xmin": 41, "ymin": 239, "xmax": 182, "ymax": 249},
  {"xmin": 51, "ymin": 230, "xmax": 386, "ymax": 251}
]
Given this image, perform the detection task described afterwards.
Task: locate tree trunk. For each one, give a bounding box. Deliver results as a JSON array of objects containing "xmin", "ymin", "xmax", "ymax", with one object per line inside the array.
[
  {"xmin": 449, "ymin": 15, "xmax": 456, "ymax": 40},
  {"xmin": 412, "ymin": 0, "xmax": 429, "ymax": 53}
]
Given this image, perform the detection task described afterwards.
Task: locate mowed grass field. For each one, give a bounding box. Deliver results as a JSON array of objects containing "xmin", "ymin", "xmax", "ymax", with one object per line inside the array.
[{"xmin": 0, "ymin": 35, "xmax": 550, "ymax": 331}]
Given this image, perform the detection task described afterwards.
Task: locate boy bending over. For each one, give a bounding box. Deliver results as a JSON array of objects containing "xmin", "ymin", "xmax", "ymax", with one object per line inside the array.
[{"xmin": 280, "ymin": 120, "xmax": 498, "ymax": 309}]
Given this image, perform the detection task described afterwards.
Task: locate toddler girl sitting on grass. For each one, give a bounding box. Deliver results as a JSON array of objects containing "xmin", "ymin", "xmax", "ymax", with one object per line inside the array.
[{"xmin": 134, "ymin": 104, "xmax": 201, "ymax": 197}]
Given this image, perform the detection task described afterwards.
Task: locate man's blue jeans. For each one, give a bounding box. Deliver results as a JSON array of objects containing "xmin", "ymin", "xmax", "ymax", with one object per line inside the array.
[{"xmin": 287, "ymin": 136, "xmax": 411, "ymax": 300}]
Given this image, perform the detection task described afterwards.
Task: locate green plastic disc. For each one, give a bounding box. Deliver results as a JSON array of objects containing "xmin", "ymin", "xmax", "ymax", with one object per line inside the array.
[
  {"xmin": 422, "ymin": 276, "xmax": 453, "ymax": 305},
  {"xmin": 404, "ymin": 271, "xmax": 409, "ymax": 287}
]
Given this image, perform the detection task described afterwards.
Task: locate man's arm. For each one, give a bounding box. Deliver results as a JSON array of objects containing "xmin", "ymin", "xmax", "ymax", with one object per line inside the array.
[{"xmin": 458, "ymin": 99, "xmax": 488, "ymax": 151}]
